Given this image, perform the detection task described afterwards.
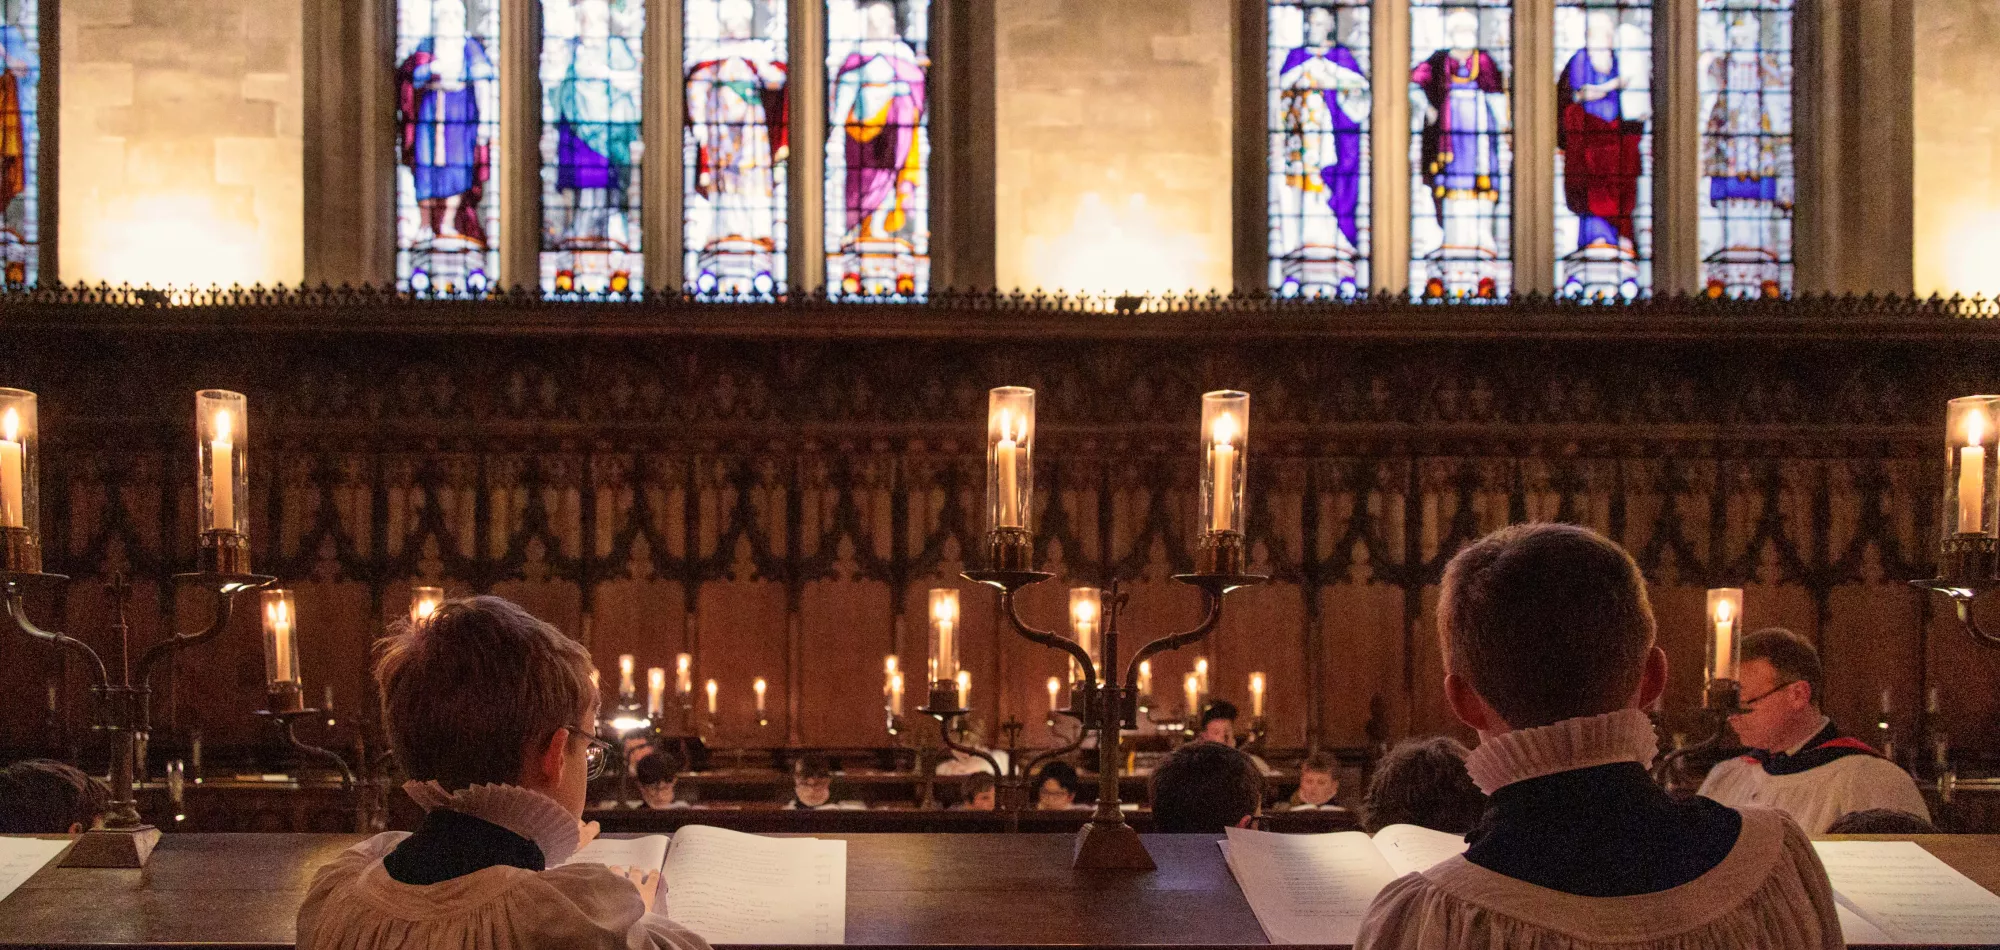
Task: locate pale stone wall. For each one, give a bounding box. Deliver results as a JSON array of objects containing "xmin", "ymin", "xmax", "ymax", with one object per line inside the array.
[
  {"xmin": 60, "ymin": 0, "xmax": 301, "ymax": 287},
  {"xmin": 1914, "ymin": 0, "xmax": 2000, "ymax": 297},
  {"xmin": 995, "ymin": 0, "xmax": 1232, "ymax": 295}
]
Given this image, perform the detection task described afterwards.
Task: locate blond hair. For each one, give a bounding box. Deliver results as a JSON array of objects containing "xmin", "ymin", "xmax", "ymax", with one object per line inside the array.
[{"xmin": 374, "ymin": 595, "xmax": 595, "ymax": 790}]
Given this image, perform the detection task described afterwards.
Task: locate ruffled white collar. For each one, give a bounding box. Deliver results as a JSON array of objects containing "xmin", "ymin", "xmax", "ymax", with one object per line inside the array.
[
  {"xmin": 403, "ymin": 781, "xmax": 584, "ymax": 865},
  {"xmin": 1462, "ymin": 708, "xmax": 1660, "ymax": 796}
]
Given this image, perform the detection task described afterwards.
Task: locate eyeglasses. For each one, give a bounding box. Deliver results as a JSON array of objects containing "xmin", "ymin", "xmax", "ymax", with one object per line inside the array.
[
  {"xmin": 1736, "ymin": 680, "xmax": 1802, "ymax": 708},
  {"xmin": 568, "ymin": 727, "xmax": 612, "ymax": 780}
]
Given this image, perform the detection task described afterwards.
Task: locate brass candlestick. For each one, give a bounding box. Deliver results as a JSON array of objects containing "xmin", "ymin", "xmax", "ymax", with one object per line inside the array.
[
  {"xmin": 1651, "ymin": 679, "xmax": 1747, "ymax": 789},
  {"xmin": 3, "ymin": 569, "xmax": 272, "ymax": 867},
  {"xmin": 253, "ymin": 701, "xmax": 356, "ymax": 791},
  {"xmin": 960, "ymin": 570, "xmax": 1264, "ymax": 870}
]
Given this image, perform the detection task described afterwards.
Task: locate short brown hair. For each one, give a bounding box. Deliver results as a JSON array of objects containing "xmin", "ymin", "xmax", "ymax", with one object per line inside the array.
[
  {"xmin": 0, "ymin": 759, "xmax": 108, "ymax": 833},
  {"xmin": 374, "ymin": 595, "xmax": 595, "ymax": 791},
  {"xmin": 1740, "ymin": 627, "xmax": 1824, "ymax": 706},
  {"xmin": 1361, "ymin": 737, "xmax": 1486, "ymax": 834},
  {"xmin": 1151, "ymin": 741, "xmax": 1263, "ymax": 833},
  {"xmin": 1439, "ymin": 523, "xmax": 1656, "ymax": 728},
  {"xmin": 1300, "ymin": 751, "xmax": 1339, "ymax": 776}
]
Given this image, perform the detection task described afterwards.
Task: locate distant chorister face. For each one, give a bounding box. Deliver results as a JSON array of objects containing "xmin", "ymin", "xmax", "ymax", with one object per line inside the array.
[
  {"xmin": 1298, "ymin": 769, "xmax": 1338, "ymax": 806},
  {"xmin": 796, "ymin": 775, "xmax": 832, "ymax": 807},
  {"xmin": 1201, "ymin": 718, "xmax": 1234, "ymax": 745},
  {"xmin": 970, "ymin": 786, "xmax": 996, "ymax": 810},
  {"xmin": 1038, "ymin": 778, "xmax": 1074, "ymax": 809}
]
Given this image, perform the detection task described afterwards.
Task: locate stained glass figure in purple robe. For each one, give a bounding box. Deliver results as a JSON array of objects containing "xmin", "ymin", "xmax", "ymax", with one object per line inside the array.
[
  {"xmin": 1272, "ymin": 4, "xmax": 1370, "ymax": 298},
  {"xmin": 1410, "ymin": 8, "xmax": 1510, "ymax": 300},
  {"xmin": 825, "ymin": 0, "xmax": 929, "ymax": 299},
  {"xmin": 1556, "ymin": 9, "xmax": 1647, "ymax": 298},
  {"xmin": 396, "ymin": 0, "xmax": 499, "ymax": 294}
]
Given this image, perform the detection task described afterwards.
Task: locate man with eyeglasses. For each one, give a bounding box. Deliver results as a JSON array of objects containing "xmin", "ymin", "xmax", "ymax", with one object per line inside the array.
[{"xmin": 1697, "ymin": 627, "xmax": 1929, "ymax": 835}]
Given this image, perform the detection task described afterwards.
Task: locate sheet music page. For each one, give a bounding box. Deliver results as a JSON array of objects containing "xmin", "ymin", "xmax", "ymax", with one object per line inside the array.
[
  {"xmin": 1223, "ymin": 827, "xmax": 1401, "ymax": 945},
  {"xmin": 566, "ymin": 835, "xmax": 671, "ymax": 875},
  {"xmin": 1369, "ymin": 824, "xmax": 1468, "ymax": 878},
  {"xmin": 662, "ymin": 825, "xmax": 846, "ymax": 945},
  {"xmin": 1815, "ymin": 841, "xmax": 2000, "ymax": 945},
  {"xmin": 0, "ymin": 837, "xmax": 69, "ymax": 905}
]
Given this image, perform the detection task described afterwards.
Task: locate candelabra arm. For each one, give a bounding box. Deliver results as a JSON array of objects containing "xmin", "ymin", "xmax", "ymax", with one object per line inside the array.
[
  {"xmin": 1124, "ymin": 585, "xmax": 1225, "ymax": 692},
  {"xmin": 928, "ymin": 710, "xmax": 1002, "ymax": 779},
  {"xmin": 1020, "ymin": 711, "xmax": 1087, "ymax": 779},
  {"xmin": 3, "ymin": 582, "xmax": 108, "ymax": 686},
  {"xmin": 1951, "ymin": 594, "xmax": 2000, "ymax": 650},
  {"xmin": 1910, "ymin": 580, "xmax": 2000, "ymax": 650},
  {"xmin": 283, "ymin": 715, "xmax": 356, "ymax": 791},
  {"xmin": 134, "ymin": 573, "xmax": 273, "ymax": 689},
  {"xmin": 969, "ymin": 576, "xmax": 1100, "ymax": 688}
]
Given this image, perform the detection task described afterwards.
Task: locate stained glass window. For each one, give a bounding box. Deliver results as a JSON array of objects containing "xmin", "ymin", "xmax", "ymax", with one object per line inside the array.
[
  {"xmin": 1698, "ymin": 0, "xmax": 1791, "ymax": 298},
  {"xmin": 1409, "ymin": 1, "xmax": 1511, "ymax": 300},
  {"xmin": 540, "ymin": 0, "xmax": 644, "ymax": 296},
  {"xmin": 825, "ymin": 0, "xmax": 930, "ymax": 300},
  {"xmin": 685, "ymin": 0, "xmax": 789, "ymax": 297},
  {"xmin": 396, "ymin": 0, "xmax": 501, "ymax": 294},
  {"xmin": 1268, "ymin": 1, "xmax": 1371, "ymax": 299},
  {"xmin": 1554, "ymin": 0, "xmax": 1651, "ymax": 299},
  {"xmin": 0, "ymin": 1, "xmax": 37, "ymax": 287}
]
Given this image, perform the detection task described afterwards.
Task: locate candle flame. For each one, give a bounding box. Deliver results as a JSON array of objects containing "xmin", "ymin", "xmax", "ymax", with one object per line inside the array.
[
  {"xmin": 1072, "ymin": 598, "xmax": 1096, "ymax": 626},
  {"xmin": 649, "ymin": 668, "xmax": 665, "ymax": 690},
  {"xmin": 676, "ymin": 653, "xmax": 692, "ymax": 673},
  {"xmin": 2, "ymin": 407, "xmax": 18, "ymax": 443},
  {"xmin": 1212, "ymin": 411, "xmax": 1239, "ymax": 447},
  {"xmin": 413, "ymin": 596, "xmax": 438, "ymax": 621},
  {"xmin": 932, "ymin": 592, "xmax": 958, "ymax": 624},
  {"xmin": 1139, "ymin": 659, "xmax": 1150, "ymax": 677},
  {"xmin": 956, "ymin": 669, "xmax": 971, "ymax": 696},
  {"xmin": 619, "ymin": 654, "xmax": 634, "ymax": 674},
  {"xmin": 754, "ymin": 677, "xmax": 767, "ymax": 695},
  {"xmin": 884, "ymin": 655, "xmax": 898, "ymax": 676},
  {"xmin": 1195, "ymin": 658, "xmax": 1209, "ymax": 676},
  {"xmin": 212, "ymin": 409, "xmax": 234, "ymax": 444},
  {"xmin": 1048, "ymin": 676, "xmax": 1061, "ymax": 696},
  {"xmin": 1250, "ymin": 672, "xmax": 1265, "ymax": 693},
  {"xmin": 1967, "ymin": 409, "xmax": 1989, "ymax": 447},
  {"xmin": 995, "ymin": 408, "xmax": 1027, "ymax": 444},
  {"xmin": 264, "ymin": 599, "xmax": 289, "ymax": 628},
  {"xmin": 1715, "ymin": 598, "xmax": 1734, "ymax": 624}
]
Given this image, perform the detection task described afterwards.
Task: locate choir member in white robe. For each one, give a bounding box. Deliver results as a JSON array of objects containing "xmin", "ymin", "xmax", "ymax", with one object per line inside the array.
[
  {"xmin": 297, "ymin": 596, "xmax": 706, "ymax": 950},
  {"xmin": 1356, "ymin": 524, "xmax": 1842, "ymax": 950},
  {"xmin": 1697, "ymin": 628, "xmax": 1929, "ymax": 835}
]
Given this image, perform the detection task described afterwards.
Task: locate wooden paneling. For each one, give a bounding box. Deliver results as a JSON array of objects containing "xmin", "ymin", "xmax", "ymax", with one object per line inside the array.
[{"xmin": 0, "ymin": 295, "xmax": 1996, "ymax": 770}]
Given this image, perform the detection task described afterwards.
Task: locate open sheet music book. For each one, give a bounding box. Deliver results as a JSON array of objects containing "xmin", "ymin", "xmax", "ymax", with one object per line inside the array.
[
  {"xmin": 565, "ymin": 825, "xmax": 848, "ymax": 945},
  {"xmin": 1222, "ymin": 829, "xmax": 2000, "ymax": 947},
  {"xmin": 1220, "ymin": 824, "xmax": 1467, "ymax": 945}
]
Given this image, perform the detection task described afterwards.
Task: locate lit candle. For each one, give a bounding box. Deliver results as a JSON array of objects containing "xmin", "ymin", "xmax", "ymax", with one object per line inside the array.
[
  {"xmin": 411, "ymin": 586, "xmax": 444, "ymax": 623},
  {"xmin": 210, "ymin": 409, "xmax": 235, "ymax": 532},
  {"xmin": 1137, "ymin": 660, "xmax": 1152, "ymax": 700},
  {"xmin": 1250, "ymin": 672, "xmax": 1266, "ymax": 718},
  {"xmin": 889, "ymin": 672, "xmax": 904, "ymax": 717},
  {"xmin": 1195, "ymin": 657, "xmax": 1210, "ymax": 696},
  {"xmin": 1709, "ymin": 591, "xmax": 1740, "ymax": 682},
  {"xmin": 705, "ymin": 678, "xmax": 719, "ymax": 716},
  {"xmin": 1210, "ymin": 412, "xmax": 1238, "ymax": 532},
  {"xmin": 1070, "ymin": 588, "xmax": 1099, "ymax": 683},
  {"xmin": 0, "ymin": 407, "xmax": 22, "ymax": 529},
  {"xmin": 754, "ymin": 677, "xmax": 768, "ymax": 714},
  {"xmin": 618, "ymin": 654, "xmax": 636, "ymax": 697},
  {"xmin": 1880, "ymin": 686, "xmax": 1892, "ymax": 716},
  {"xmin": 1961, "ymin": 409, "xmax": 1988, "ymax": 533},
  {"xmin": 956, "ymin": 669, "xmax": 971, "ymax": 709},
  {"xmin": 648, "ymin": 667, "xmax": 666, "ymax": 717},
  {"xmin": 930, "ymin": 589, "xmax": 960, "ymax": 685},
  {"xmin": 1048, "ymin": 676, "xmax": 1062, "ymax": 714},
  {"xmin": 1185, "ymin": 672, "xmax": 1201, "ymax": 718},
  {"xmin": 1929, "ymin": 687, "xmax": 1942, "ymax": 715},
  {"xmin": 675, "ymin": 653, "xmax": 693, "ymax": 696},
  {"xmin": 995, "ymin": 410, "xmax": 1021, "ymax": 528},
  {"xmin": 264, "ymin": 594, "xmax": 296, "ymax": 686}
]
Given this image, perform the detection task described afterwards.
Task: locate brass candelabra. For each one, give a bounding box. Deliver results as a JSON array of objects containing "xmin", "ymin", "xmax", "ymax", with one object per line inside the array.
[{"xmin": 3, "ymin": 567, "xmax": 271, "ymax": 866}]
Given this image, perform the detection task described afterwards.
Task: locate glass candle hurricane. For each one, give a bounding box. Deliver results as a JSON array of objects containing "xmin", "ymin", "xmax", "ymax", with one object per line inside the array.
[
  {"xmin": 262, "ymin": 588, "xmax": 302, "ymax": 711},
  {"xmin": 197, "ymin": 390, "xmax": 250, "ymax": 572},
  {"xmin": 929, "ymin": 588, "xmax": 961, "ymax": 693},
  {"xmin": 0, "ymin": 388, "xmax": 39, "ymax": 572},
  {"xmin": 1200, "ymin": 391, "xmax": 1249, "ymax": 537},
  {"xmin": 1069, "ymin": 587, "xmax": 1101, "ymax": 684},
  {"xmin": 1944, "ymin": 396, "xmax": 2000, "ymax": 548},
  {"xmin": 986, "ymin": 387, "xmax": 1035, "ymax": 538},
  {"xmin": 1706, "ymin": 588, "xmax": 1744, "ymax": 685}
]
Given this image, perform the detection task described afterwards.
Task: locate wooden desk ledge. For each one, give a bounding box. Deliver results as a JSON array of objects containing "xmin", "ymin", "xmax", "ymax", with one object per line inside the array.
[{"xmin": 3, "ymin": 833, "xmax": 1999, "ymax": 949}]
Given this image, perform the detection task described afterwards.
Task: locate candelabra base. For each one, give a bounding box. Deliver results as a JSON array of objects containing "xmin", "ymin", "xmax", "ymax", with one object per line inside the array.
[
  {"xmin": 1073, "ymin": 818, "xmax": 1155, "ymax": 871},
  {"xmin": 63, "ymin": 825, "xmax": 162, "ymax": 868}
]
